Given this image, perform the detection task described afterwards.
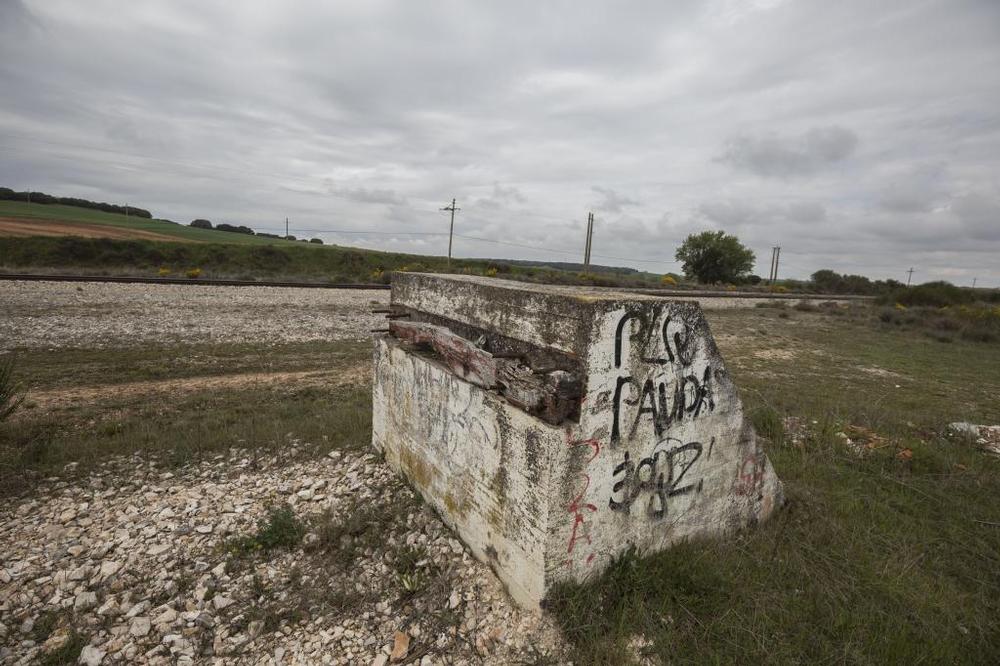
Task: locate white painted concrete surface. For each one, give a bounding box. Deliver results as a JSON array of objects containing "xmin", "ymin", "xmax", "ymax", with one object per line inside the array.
[{"xmin": 373, "ymin": 274, "xmax": 783, "ymax": 608}]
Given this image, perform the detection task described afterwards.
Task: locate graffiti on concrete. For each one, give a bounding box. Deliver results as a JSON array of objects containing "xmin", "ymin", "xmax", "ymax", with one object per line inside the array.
[
  {"xmin": 606, "ymin": 309, "xmax": 721, "ymax": 519},
  {"xmin": 608, "ymin": 437, "xmax": 713, "ymax": 518},
  {"xmin": 610, "ymin": 311, "xmax": 718, "ymax": 445},
  {"xmin": 565, "ymin": 437, "xmax": 601, "ymax": 566}
]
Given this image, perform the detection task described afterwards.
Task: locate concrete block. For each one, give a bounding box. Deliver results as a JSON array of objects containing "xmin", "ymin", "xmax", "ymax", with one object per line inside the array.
[{"xmin": 372, "ymin": 273, "xmax": 783, "ymax": 608}]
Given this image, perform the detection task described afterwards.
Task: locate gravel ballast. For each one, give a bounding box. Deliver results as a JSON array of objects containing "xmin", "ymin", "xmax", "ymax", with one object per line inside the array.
[{"xmin": 0, "ymin": 281, "xmax": 388, "ymax": 350}]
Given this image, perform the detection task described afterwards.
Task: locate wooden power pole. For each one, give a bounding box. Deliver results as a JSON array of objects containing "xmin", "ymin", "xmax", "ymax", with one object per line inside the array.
[{"xmin": 441, "ymin": 198, "xmax": 460, "ymax": 268}]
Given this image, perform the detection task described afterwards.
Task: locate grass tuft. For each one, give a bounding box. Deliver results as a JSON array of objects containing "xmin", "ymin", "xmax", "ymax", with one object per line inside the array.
[{"xmin": 226, "ymin": 504, "xmax": 305, "ymax": 557}]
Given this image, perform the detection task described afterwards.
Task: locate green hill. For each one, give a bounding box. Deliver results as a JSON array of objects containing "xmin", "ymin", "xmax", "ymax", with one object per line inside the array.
[{"xmin": 0, "ymin": 200, "xmax": 290, "ymax": 245}]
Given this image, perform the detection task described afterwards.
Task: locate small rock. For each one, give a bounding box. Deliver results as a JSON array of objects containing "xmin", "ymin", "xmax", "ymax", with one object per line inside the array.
[
  {"xmin": 97, "ymin": 599, "xmax": 119, "ymax": 617},
  {"xmin": 75, "ymin": 591, "xmax": 98, "ymax": 611},
  {"xmin": 78, "ymin": 645, "xmax": 106, "ymax": 665},
  {"xmin": 99, "ymin": 561, "xmax": 121, "ymax": 578},
  {"xmin": 212, "ymin": 595, "xmax": 234, "ymax": 611},
  {"xmin": 153, "ymin": 607, "xmax": 178, "ymax": 625},
  {"xmin": 390, "ymin": 630, "xmax": 409, "ymax": 662},
  {"xmin": 42, "ymin": 626, "xmax": 72, "ymax": 653},
  {"xmin": 130, "ymin": 617, "xmax": 152, "ymax": 637}
]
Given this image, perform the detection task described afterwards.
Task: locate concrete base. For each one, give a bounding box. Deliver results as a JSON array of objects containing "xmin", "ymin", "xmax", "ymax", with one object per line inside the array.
[{"xmin": 372, "ymin": 274, "xmax": 783, "ymax": 608}]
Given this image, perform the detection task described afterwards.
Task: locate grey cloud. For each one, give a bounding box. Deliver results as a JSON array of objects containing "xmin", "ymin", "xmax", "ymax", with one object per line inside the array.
[
  {"xmin": 952, "ymin": 192, "xmax": 1000, "ymax": 240},
  {"xmin": 697, "ymin": 199, "xmax": 828, "ymax": 230},
  {"xmin": 591, "ymin": 186, "xmax": 638, "ymax": 213},
  {"xmin": 1, "ymin": 0, "xmax": 999, "ymax": 283},
  {"xmin": 719, "ymin": 126, "xmax": 859, "ymax": 178},
  {"xmin": 474, "ymin": 183, "xmax": 526, "ymax": 210},
  {"xmin": 878, "ymin": 164, "xmax": 949, "ymax": 213},
  {"xmin": 327, "ymin": 186, "xmax": 407, "ymax": 206}
]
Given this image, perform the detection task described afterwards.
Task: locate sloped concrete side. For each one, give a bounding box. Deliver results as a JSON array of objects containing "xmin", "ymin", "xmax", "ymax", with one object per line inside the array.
[
  {"xmin": 373, "ymin": 337, "xmax": 565, "ymax": 607},
  {"xmin": 547, "ymin": 300, "xmax": 783, "ymax": 582}
]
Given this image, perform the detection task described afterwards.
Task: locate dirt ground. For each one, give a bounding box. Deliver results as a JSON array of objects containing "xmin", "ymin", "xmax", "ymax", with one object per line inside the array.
[
  {"xmin": 23, "ymin": 364, "xmax": 371, "ymax": 412},
  {"xmin": 0, "ymin": 217, "xmax": 185, "ymax": 242}
]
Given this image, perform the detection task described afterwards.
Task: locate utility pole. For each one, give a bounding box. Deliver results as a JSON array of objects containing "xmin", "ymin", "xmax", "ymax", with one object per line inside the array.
[
  {"xmin": 768, "ymin": 246, "xmax": 781, "ymax": 284},
  {"xmin": 441, "ymin": 198, "xmax": 460, "ymax": 268},
  {"xmin": 125, "ymin": 203, "xmax": 129, "ymax": 219},
  {"xmin": 583, "ymin": 212, "xmax": 594, "ymax": 270},
  {"xmin": 906, "ymin": 267, "xmax": 914, "ymax": 286},
  {"xmin": 285, "ymin": 217, "xmax": 289, "ymax": 239},
  {"xmin": 972, "ymin": 277, "xmax": 977, "ymax": 289}
]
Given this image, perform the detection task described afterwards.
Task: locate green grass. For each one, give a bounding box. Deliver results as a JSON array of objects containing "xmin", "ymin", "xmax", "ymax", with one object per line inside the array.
[
  {"xmin": 5, "ymin": 305, "xmax": 1000, "ymax": 662},
  {"xmin": 0, "ymin": 340, "xmax": 373, "ymax": 495},
  {"xmin": 225, "ymin": 504, "xmax": 307, "ymax": 557},
  {"xmin": 546, "ymin": 307, "xmax": 1000, "ymax": 664},
  {"xmin": 0, "ymin": 200, "xmax": 286, "ymax": 244},
  {"xmin": 0, "ymin": 201, "xmax": 674, "ymax": 286}
]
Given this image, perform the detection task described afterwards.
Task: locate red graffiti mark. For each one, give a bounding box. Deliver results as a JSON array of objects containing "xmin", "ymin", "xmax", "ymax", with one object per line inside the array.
[
  {"xmin": 567, "ymin": 473, "xmax": 598, "ymax": 554},
  {"xmin": 565, "ymin": 438, "xmax": 602, "ymax": 562},
  {"xmin": 734, "ymin": 452, "xmax": 766, "ymax": 496}
]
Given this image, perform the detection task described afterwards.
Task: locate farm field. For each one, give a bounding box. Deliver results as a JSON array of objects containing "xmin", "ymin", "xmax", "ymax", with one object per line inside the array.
[
  {"xmin": 1, "ymin": 282, "xmax": 999, "ymax": 664},
  {"xmin": 0, "ymin": 201, "xmax": 286, "ymax": 245},
  {"xmin": 0, "ymin": 201, "xmax": 673, "ymax": 288}
]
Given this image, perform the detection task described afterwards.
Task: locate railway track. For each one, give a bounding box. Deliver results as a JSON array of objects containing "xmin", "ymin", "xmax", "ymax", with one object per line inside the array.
[
  {"xmin": 0, "ymin": 273, "xmax": 390, "ymax": 289},
  {"xmin": 0, "ymin": 272, "xmax": 872, "ymax": 300}
]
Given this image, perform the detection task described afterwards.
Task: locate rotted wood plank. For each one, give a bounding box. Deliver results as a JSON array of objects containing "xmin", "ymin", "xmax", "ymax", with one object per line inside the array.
[{"xmin": 389, "ymin": 320, "xmax": 497, "ymax": 388}]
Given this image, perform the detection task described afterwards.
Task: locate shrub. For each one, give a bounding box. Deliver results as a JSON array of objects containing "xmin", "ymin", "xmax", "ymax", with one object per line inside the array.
[
  {"xmin": 885, "ymin": 281, "xmax": 975, "ymax": 308},
  {"xmin": 190, "ymin": 219, "xmax": 213, "ymax": 229},
  {"xmin": 661, "ymin": 275, "xmax": 677, "ymax": 286},
  {"xmin": 309, "ymin": 238, "xmax": 323, "ymax": 245},
  {"xmin": 158, "ymin": 266, "xmax": 171, "ymax": 277},
  {"xmin": 216, "ymin": 223, "xmax": 256, "ymax": 235},
  {"xmin": 186, "ymin": 267, "xmax": 202, "ymax": 279},
  {"xmin": 226, "ymin": 505, "xmax": 305, "ymax": 556},
  {"xmin": 485, "ymin": 267, "xmax": 498, "ymax": 277}
]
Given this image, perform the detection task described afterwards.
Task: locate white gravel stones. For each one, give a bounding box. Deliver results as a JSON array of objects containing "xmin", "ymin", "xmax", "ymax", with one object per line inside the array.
[
  {"xmin": 0, "ymin": 280, "xmax": 388, "ymax": 350},
  {"xmin": 0, "ymin": 448, "xmax": 565, "ymax": 664}
]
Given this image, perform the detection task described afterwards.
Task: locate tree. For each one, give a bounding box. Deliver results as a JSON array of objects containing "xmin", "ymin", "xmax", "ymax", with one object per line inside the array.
[
  {"xmin": 190, "ymin": 219, "xmax": 213, "ymax": 229},
  {"xmin": 675, "ymin": 231, "xmax": 755, "ymax": 284}
]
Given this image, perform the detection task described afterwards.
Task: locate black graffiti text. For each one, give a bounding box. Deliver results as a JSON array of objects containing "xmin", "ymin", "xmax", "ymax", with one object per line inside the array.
[
  {"xmin": 608, "ymin": 440, "xmax": 705, "ymax": 519},
  {"xmin": 611, "ymin": 366, "xmax": 716, "ymax": 444}
]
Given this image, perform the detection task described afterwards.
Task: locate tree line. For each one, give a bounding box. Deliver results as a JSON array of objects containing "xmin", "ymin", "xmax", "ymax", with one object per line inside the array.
[
  {"xmin": 0, "ymin": 187, "xmax": 152, "ymax": 219},
  {"xmin": 188, "ymin": 218, "xmax": 323, "ymax": 244}
]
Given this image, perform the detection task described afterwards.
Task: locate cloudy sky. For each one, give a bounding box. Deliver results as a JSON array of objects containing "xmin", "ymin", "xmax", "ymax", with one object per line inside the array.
[{"xmin": 2, "ymin": 0, "xmax": 998, "ymax": 282}]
